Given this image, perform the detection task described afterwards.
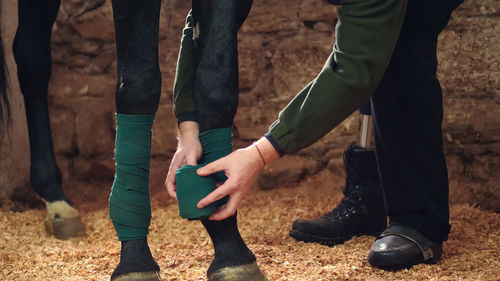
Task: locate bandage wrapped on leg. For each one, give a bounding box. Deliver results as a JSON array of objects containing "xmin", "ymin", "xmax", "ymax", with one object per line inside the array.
[
  {"xmin": 176, "ymin": 127, "xmax": 232, "ymax": 220},
  {"xmin": 109, "ymin": 114, "xmax": 154, "ymax": 241},
  {"xmin": 199, "ymin": 127, "xmax": 232, "ymax": 182}
]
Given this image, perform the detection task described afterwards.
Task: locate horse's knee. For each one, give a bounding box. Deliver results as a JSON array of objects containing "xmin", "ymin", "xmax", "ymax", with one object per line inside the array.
[
  {"xmin": 194, "ymin": 0, "xmax": 252, "ymax": 30},
  {"xmin": 115, "ymin": 64, "xmax": 162, "ymax": 115}
]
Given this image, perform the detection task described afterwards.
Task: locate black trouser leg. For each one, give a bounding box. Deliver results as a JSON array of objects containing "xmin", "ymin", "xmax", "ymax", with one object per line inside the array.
[
  {"xmin": 13, "ymin": 0, "xmax": 68, "ymax": 203},
  {"xmin": 192, "ymin": 0, "xmax": 256, "ymax": 275},
  {"xmin": 371, "ymin": 0, "xmax": 456, "ymax": 242}
]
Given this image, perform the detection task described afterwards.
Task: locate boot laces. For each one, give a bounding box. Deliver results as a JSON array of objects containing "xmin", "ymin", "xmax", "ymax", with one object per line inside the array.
[{"xmin": 324, "ymin": 184, "xmax": 368, "ymax": 220}]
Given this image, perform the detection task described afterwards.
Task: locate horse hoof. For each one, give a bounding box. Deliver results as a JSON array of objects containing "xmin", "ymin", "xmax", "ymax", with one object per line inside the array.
[
  {"xmin": 111, "ymin": 271, "xmax": 161, "ymax": 281},
  {"xmin": 208, "ymin": 262, "xmax": 269, "ymax": 281},
  {"xmin": 44, "ymin": 216, "xmax": 85, "ymax": 240}
]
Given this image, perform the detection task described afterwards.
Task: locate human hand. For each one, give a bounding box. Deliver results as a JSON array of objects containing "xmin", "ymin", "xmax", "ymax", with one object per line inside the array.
[
  {"xmin": 196, "ymin": 137, "xmax": 280, "ymax": 220},
  {"xmin": 165, "ymin": 121, "xmax": 202, "ymax": 199}
]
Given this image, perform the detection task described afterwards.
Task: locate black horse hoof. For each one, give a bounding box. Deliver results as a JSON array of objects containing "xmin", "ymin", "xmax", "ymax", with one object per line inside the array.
[
  {"xmin": 44, "ymin": 216, "xmax": 86, "ymax": 240},
  {"xmin": 111, "ymin": 271, "xmax": 161, "ymax": 281},
  {"xmin": 208, "ymin": 262, "xmax": 269, "ymax": 281}
]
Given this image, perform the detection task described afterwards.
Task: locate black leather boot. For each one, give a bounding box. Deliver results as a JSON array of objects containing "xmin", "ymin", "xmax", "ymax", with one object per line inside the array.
[
  {"xmin": 289, "ymin": 145, "xmax": 387, "ymax": 245},
  {"xmin": 368, "ymin": 225, "xmax": 443, "ymax": 270}
]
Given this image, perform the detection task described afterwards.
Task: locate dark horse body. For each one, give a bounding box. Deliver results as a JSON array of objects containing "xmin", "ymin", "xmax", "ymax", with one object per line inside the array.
[
  {"xmin": 1, "ymin": 0, "xmax": 266, "ymax": 280},
  {"xmin": 0, "ymin": 0, "xmax": 101, "ymax": 239}
]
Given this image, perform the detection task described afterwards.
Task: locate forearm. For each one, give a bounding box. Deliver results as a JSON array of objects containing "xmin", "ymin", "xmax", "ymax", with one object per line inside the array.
[
  {"xmin": 173, "ymin": 10, "xmax": 197, "ymax": 119},
  {"xmin": 178, "ymin": 120, "xmax": 199, "ymax": 141},
  {"xmin": 252, "ymin": 137, "xmax": 280, "ymax": 166},
  {"xmin": 268, "ymin": 0, "xmax": 407, "ymax": 154}
]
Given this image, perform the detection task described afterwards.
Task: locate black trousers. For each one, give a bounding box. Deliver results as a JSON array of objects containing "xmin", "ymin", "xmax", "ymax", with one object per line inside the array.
[{"xmin": 371, "ymin": 0, "xmax": 462, "ymax": 242}]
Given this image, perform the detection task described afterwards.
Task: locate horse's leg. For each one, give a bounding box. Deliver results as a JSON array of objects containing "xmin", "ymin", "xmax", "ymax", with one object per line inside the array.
[
  {"xmin": 13, "ymin": 0, "xmax": 84, "ymax": 240},
  {"xmin": 108, "ymin": 0, "xmax": 162, "ymax": 280},
  {"xmin": 192, "ymin": 1, "xmax": 268, "ymax": 280}
]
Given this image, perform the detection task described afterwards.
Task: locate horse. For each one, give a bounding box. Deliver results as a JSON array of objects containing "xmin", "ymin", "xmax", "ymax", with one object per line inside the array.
[
  {"xmin": 0, "ymin": 0, "xmax": 109, "ymax": 240},
  {"xmin": 1, "ymin": 0, "xmax": 268, "ymax": 280}
]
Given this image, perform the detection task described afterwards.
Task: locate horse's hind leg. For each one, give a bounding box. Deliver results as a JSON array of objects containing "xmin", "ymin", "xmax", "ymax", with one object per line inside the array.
[
  {"xmin": 13, "ymin": 0, "xmax": 84, "ymax": 240},
  {"xmin": 108, "ymin": 0, "xmax": 162, "ymax": 280}
]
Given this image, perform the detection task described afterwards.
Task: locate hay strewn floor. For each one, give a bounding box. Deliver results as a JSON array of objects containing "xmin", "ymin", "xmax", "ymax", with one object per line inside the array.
[{"xmin": 1, "ymin": 172, "xmax": 499, "ymax": 281}]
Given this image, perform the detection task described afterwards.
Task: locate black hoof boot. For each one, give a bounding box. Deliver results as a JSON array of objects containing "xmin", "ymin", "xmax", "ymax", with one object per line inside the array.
[
  {"xmin": 111, "ymin": 238, "xmax": 161, "ymax": 281},
  {"xmin": 368, "ymin": 225, "xmax": 443, "ymax": 270},
  {"xmin": 290, "ymin": 145, "xmax": 386, "ymax": 245}
]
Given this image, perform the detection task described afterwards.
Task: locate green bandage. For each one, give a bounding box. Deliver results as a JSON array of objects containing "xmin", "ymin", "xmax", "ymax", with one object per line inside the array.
[
  {"xmin": 199, "ymin": 127, "xmax": 233, "ymax": 182},
  {"xmin": 176, "ymin": 128, "xmax": 232, "ymax": 219},
  {"xmin": 176, "ymin": 165, "xmax": 217, "ymax": 219},
  {"xmin": 109, "ymin": 114, "xmax": 154, "ymax": 241}
]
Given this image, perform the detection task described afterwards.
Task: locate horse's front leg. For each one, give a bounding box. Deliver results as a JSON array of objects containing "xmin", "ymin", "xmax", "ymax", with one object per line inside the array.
[
  {"xmin": 13, "ymin": 0, "xmax": 84, "ymax": 240},
  {"xmin": 190, "ymin": 1, "xmax": 269, "ymax": 280},
  {"xmin": 108, "ymin": 0, "xmax": 162, "ymax": 280}
]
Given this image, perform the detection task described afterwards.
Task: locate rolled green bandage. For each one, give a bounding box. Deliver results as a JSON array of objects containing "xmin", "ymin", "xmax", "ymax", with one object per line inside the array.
[
  {"xmin": 175, "ymin": 127, "xmax": 233, "ymax": 220},
  {"xmin": 176, "ymin": 165, "xmax": 217, "ymax": 219},
  {"xmin": 109, "ymin": 114, "xmax": 154, "ymax": 241}
]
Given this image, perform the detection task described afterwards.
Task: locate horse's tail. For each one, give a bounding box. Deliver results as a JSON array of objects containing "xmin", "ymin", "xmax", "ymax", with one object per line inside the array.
[{"xmin": 0, "ymin": 0, "xmax": 11, "ymax": 137}]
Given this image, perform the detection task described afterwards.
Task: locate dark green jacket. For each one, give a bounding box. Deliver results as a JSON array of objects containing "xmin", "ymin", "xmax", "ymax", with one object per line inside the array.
[{"xmin": 174, "ymin": 0, "xmax": 407, "ymax": 154}]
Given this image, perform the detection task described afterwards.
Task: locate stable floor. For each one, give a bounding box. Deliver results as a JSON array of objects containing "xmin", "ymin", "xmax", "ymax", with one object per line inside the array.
[{"xmin": 1, "ymin": 172, "xmax": 499, "ymax": 281}]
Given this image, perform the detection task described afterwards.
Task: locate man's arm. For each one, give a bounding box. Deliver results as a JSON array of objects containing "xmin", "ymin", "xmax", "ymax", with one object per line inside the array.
[
  {"xmin": 165, "ymin": 121, "xmax": 202, "ymax": 198},
  {"xmin": 197, "ymin": 137, "xmax": 279, "ymax": 220},
  {"xmin": 269, "ymin": 0, "xmax": 407, "ymax": 154},
  {"xmin": 166, "ymin": 11, "xmax": 201, "ymax": 198},
  {"xmin": 197, "ymin": 0, "xmax": 408, "ymax": 220}
]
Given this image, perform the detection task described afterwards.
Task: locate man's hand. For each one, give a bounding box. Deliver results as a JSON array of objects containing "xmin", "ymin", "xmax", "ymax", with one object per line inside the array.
[
  {"xmin": 165, "ymin": 121, "xmax": 202, "ymax": 199},
  {"xmin": 196, "ymin": 137, "xmax": 280, "ymax": 220}
]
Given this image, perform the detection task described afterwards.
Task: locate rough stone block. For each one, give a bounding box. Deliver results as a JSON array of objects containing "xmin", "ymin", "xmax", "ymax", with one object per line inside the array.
[
  {"xmin": 49, "ymin": 106, "xmax": 77, "ymax": 155},
  {"xmin": 438, "ymin": 16, "xmax": 499, "ymax": 97},
  {"xmin": 234, "ymin": 105, "xmax": 279, "ymax": 140},
  {"xmin": 151, "ymin": 104, "xmax": 178, "ymax": 157},
  {"xmin": 75, "ymin": 110, "xmax": 114, "ymax": 158},
  {"xmin": 272, "ymin": 32, "xmax": 334, "ymax": 102},
  {"xmin": 241, "ymin": 0, "xmax": 300, "ymax": 33},
  {"xmin": 73, "ymin": 156, "xmax": 114, "ymax": 181},
  {"xmin": 257, "ymin": 155, "xmax": 322, "ymax": 190},
  {"xmin": 299, "ymin": 0, "xmax": 337, "ymax": 22},
  {"xmin": 443, "ymin": 98, "xmax": 500, "ymax": 145},
  {"xmin": 70, "ymin": 9, "xmax": 115, "ymax": 42}
]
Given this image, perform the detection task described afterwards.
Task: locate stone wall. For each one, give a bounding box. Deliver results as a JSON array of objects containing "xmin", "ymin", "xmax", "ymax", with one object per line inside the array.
[{"xmin": 1, "ymin": 0, "xmax": 498, "ymax": 211}]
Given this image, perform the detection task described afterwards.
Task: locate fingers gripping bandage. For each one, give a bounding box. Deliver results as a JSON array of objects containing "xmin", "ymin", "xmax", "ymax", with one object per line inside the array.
[
  {"xmin": 176, "ymin": 127, "xmax": 232, "ymax": 220},
  {"xmin": 109, "ymin": 114, "xmax": 154, "ymax": 241}
]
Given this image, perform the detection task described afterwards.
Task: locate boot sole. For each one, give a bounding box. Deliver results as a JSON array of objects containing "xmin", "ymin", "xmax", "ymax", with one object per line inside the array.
[
  {"xmin": 369, "ymin": 256, "xmax": 441, "ymax": 271},
  {"xmin": 289, "ymin": 229, "xmax": 381, "ymax": 246}
]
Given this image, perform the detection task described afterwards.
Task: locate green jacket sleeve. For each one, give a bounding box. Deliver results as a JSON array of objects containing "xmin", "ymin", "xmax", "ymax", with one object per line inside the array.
[
  {"xmin": 268, "ymin": 0, "xmax": 407, "ymax": 154},
  {"xmin": 173, "ymin": 11, "xmax": 197, "ymax": 118}
]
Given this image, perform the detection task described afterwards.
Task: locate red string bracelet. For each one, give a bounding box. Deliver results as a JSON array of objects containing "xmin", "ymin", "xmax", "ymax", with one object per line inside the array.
[{"xmin": 253, "ymin": 142, "xmax": 266, "ymax": 166}]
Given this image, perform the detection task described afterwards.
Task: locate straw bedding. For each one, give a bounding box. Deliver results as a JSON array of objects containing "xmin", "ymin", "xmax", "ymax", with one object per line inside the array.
[{"xmin": 1, "ymin": 172, "xmax": 499, "ymax": 280}]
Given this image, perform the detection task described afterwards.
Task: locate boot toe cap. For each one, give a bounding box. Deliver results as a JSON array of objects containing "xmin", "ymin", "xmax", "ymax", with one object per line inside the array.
[{"xmin": 368, "ymin": 234, "xmax": 441, "ymax": 270}]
